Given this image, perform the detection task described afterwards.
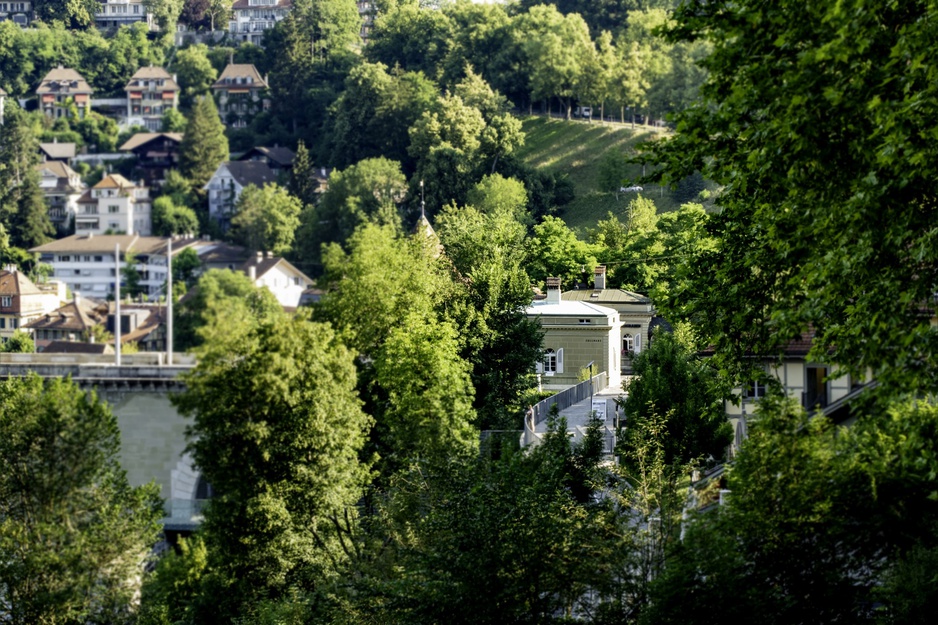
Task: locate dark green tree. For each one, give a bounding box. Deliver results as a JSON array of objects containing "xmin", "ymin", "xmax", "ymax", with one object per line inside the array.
[
  {"xmin": 621, "ymin": 330, "xmax": 732, "ymax": 472},
  {"xmin": 230, "ymin": 183, "xmax": 302, "ymax": 256},
  {"xmin": 0, "ymin": 103, "xmax": 55, "ymax": 249},
  {"xmin": 643, "ymin": 0, "xmax": 938, "ymax": 393},
  {"xmin": 0, "ymin": 330, "xmax": 34, "ymax": 353},
  {"xmin": 173, "ymin": 312, "xmax": 373, "ymax": 622},
  {"xmin": 178, "ymin": 95, "xmax": 228, "ymax": 193},
  {"xmin": 0, "ymin": 374, "xmax": 163, "ymax": 625},
  {"xmin": 152, "ymin": 196, "xmax": 199, "ymax": 236},
  {"xmin": 172, "ymin": 44, "xmax": 218, "ymax": 109}
]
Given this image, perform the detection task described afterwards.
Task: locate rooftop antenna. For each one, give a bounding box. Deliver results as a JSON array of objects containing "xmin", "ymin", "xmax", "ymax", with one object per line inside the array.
[{"xmin": 420, "ymin": 179, "xmax": 425, "ymax": 220}]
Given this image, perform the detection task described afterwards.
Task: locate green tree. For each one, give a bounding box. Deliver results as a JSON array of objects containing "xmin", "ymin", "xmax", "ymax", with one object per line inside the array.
[
  {"xmin": 366, "ymin": 0, "xmax": 453, "ymax": 79},
  {"xmin": 172, "ymin": 45, "xmax": 218, "ymax": 109},
  {"xmin": 620, "ymin": 331, "xmax": 732, "ymax": 473},
  {"xmin": 640, "ymin": 0, "xmax": 938, "ymax": 392},
  {"xmin": 642, "ymin": 396, "xmax": 938, "ymax": 625},
  {"xmin": 0, "ymin": 374, "xmax": 162, "ymax": 625},
  {"xmin": 174, "ymin": 269, "xmax": 283, "ymax": 352},
  {"xmin": 152, "ymin": 196, "xmax": 199, "ymax": 237},
  {"xmin": 172, "ymin": 246, "xmax": 202, "ymax": 291},
  {"xmin": 122, "ymin": 248, "xmax": 143, "ymax": 299},
  {"xmin": 288, "ymin": 140, "xmax": 319, "ymax": 207},
  {"xmin": 204, "ymin": 0, "xmax": 232, "ymax": 31},
  {"xmin": 0, "ymin": 330, "xmax": 34, "ymax": 353},
  {"xmin": 173, "ymin": 312, "xmax": 373, "ymax": 622},
  {"xmin": 161, "ymin": 107, "xmax": 188, "ymax": 132},
  {"xmin": 178, "ymin": 95, "xmax": 228, "ymax": 193},
  {"xmin": 526, "ymin": 215, "xmax": 598, "ymax": 286},
  {"xmin": 297, "ymin": 157, "xmax": 407, "ymax": 265},
  {"xmin": 31, "ymin": 0, "xmax": 101, "ymax": 28},
  {"xmin": 230, "ymin": 183, "xmax": 302, "ymax": 256},
  {"xmin": 0, "ymin": 103, "xmax": 55, "ymax": 249},
  {"xmin": 144, "ymin": 0, "xmax": 185, "ymax": 32},
  {"xmin": 138, "ymin": 535, "xmax": 208, "ymax": 625}
]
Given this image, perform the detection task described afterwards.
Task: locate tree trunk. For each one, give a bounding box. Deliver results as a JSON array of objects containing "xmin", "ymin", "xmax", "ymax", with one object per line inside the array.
[
  {"xmin": 565, "ymin": 98, "xmax": 572, "ymax": 121},
  {"xmin": 621, "ymin": 105, "xmax": 625, "ymax": 124},
  {"xmin": 600, "ymin": 101, "xmax": 605, "ymax": 124}
]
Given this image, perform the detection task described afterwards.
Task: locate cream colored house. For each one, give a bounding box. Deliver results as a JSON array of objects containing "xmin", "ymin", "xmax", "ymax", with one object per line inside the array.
[
  {"xmin": 75, "ymin": 174, "xmax": 152, "ymax": 236},
  {"xmin": 36, "ymin": 66, "xmax": 93, "ymax": 119},
  {"xmin": 0, "ymin": 267, "xmax": 65, "ymax": 343},
  {"xmin": 562, "ymin": 265, "xmax": 655, "ymax": 373},
  {"xmin": 526, "ymin": 277, "xmax": 622, "ymax": 391}
]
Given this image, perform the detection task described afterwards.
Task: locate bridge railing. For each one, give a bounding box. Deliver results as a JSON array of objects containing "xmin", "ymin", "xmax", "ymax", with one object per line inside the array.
[
  {"xmin": 530, "ymin": 372, "xmax": 608, "ymax": 427},
  {"xmin": 1, "ymin": 352, "xmax": 197, "ymax": 366}
]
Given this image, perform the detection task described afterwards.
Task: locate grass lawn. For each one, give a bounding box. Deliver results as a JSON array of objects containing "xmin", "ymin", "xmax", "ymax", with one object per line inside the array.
[{"xmin": 517, "ymin": 116, "xmax": 714, "ymax": 235}]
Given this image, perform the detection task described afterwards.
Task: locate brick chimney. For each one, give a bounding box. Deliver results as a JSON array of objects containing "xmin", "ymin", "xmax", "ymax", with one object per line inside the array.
[
  {"xmin": 546, "ymin": 277, "xmax": 562, "ymax": 304},
  {"xmin": 594, "ymin": 265, "xmax": 606, "ymax": 290}
]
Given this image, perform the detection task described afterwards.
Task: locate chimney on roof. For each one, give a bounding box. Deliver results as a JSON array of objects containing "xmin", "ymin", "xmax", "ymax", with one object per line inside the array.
[
  {"xmin": 594, "ymin": 265, "xmax": 606, "ymax": 290},
  {"xmin": 74, "ymin": 292, "xmax": 80, "ymax": 306},
  {"xmin": 248, "ymin": 264, "xmax": 257, "ymax": 281},
  {"xmin": 546, "ymin": 277, "xmax": 562, "ymax": 305}
]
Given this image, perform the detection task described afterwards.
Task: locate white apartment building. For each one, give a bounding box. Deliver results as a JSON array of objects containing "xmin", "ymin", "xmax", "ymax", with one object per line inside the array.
[
  {"xmin": 204, "ymin": 161, "xmax": 277, "ymax": 231},
  {"xmin": 30, "ymin": 235, "xmax": 201, "ymax": 300},
  {"xmin": 95, "ymin": 0, "xmax": 155, "ymax": 30},
  {"xmin": 229, "ymin": 0, "xmax": 292, "ymax": 45},
  {"xmin": 75, "ymin": 174, "xmax": 152, "ymax": 237},
  {"xmin": 0, "ymin": 1, "xmax": 30, "ymax": 26}
]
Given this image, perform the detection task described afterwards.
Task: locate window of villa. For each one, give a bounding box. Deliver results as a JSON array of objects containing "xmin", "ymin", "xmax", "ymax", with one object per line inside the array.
[
  {"xmin": 544, "ymin": 348, "xmax": 557, "ymax": 373},
  {"xmin": 623, "ymin": 334, "xmax": 634, "ymax": 352}
]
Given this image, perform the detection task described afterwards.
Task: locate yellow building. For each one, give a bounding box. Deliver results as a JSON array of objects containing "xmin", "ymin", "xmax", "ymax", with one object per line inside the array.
[{"xmin": 526, "ymin": 277, "xmax": 622, "ymax": 391}]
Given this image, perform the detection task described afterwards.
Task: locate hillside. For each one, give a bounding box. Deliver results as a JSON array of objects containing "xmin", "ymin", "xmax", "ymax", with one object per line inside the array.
[{"xmin": 517, "ymin": 117, "xmax": 713, "ymax": 234}]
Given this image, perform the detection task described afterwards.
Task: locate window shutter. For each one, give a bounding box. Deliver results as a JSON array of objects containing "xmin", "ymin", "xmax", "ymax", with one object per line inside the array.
[
  {"xmin": 557, "ymin": 348, "xmax": 564, "ymax": 374},
  {"xmin": 536, "ymin": 360, "xmax": 544, "ymax": 374},
  {"xmin": 634, "ymin": 333, "xmax": 642, "ymax": 353}
]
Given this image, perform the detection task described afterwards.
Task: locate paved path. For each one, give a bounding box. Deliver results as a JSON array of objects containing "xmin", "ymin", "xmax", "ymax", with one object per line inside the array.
[{"xmin": 530, "ymin": 381, "xmax": 629, "ymax": 451}]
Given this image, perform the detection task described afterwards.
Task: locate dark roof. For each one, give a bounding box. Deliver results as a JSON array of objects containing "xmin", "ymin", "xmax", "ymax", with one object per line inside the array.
[
  {"xmin": 42, "ymin": 341, "xmax": 113, "ymax": 354},
  {"xmin": 223, "ymin": 161, "xmax": 278, "ymax": 188},
  {"xmin": 563, "ymin": 288, "xmax": 651, "ymax": 305},
  {"xmin": 197, "ymin": 242, "xmax": 251, "ymax": 266},
  {"xmin": 35, "ymin": 67, "xmax": 92, "ymax": 95},
  {"xmin": 25, "ymin": 298, "xmax": 107, "ymax": 332},
  {"xmin": 119, "ymin": 132, "xmax": 184, "ymax": 152},
  {"xmin": 239, "ymin": 146, "xmax": 296, "ymax": 167}
]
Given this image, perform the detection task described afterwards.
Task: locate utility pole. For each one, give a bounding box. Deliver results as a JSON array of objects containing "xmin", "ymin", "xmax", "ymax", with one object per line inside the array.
[
  {"xmin": 115, "ymin": 243, "xmax": 121, "ymax": 366},
  {"xmin": 166, "ymin": 237, "xmax": 173, "ymax": 365}
]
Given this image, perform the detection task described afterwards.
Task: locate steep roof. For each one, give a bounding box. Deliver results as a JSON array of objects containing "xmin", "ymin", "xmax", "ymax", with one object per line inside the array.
[
  {"xmin": 221, "ymin": 161, "xmax": 278, "ymax": 188},
  {"xmin": 213, "ymin": 64, "xmax": 268, "ymax": 89},
  {"xmin": 0, "ymin": 87, "xmax": 6, "ymax": 96},
  {"xmin": 25, "ymin": 298, "xmax": 106, "ymax": 332},
  {"xmin": 119, "ymin": 132, "xmax": 184, "ymax": 152},
  {"xmin": 0, "ymin": 269, "xmax": 43, "ymax": 297},
  {"xmin": 34, "ymin": 161, "xmax": 83, "ymax": 193},
  {"xmin": 125, "ymin": 66, "xmax": 179, "ymax": 91},
  {"xmin": 239, "ymin": 146, "xmax": 296, "ymax": 167},
  {"xmin": 196, "ymin": 242, "xmax": 251, "ymax": 267},
  {"xmin": 35, "ymin": 67, "xmax": 93, "ymax": 95},
  {"xmin": 39, "ymin": 142, "xmax": 77, "ymax": 160}
]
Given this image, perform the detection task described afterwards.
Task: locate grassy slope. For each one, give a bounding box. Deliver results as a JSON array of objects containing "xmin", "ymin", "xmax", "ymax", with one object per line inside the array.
[{"xmin": 516, "ymin": 116, "xmax": 712, "ymax": 235}]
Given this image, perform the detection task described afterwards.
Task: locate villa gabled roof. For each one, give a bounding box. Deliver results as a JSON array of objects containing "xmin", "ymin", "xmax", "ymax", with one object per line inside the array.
[
  {"xmin": 216, "ymin": 161, "xmax": 278, "ymax": 188},
  {"xmin": 213, "ymin": 64, "xmax": 268, "ymax": 90},
  {"xmin": 125, "ymin": 66, "xmax": 179, "ymax": 92},
  {"xmin": 239, "ymin": 146, "xmax": 295, "ymax": 167},
  {"xmin": 0, "ymin": 269, "xmax": 43, "ymax": 297},
  {"xmin": 25, "ymin": 298, "xmax": 106, "ymax": 332},
  {"xmin": 39, "ymin": 142, "xmax": 77, "ymax": 160},
  {"xmin": 36, "ymin": 67, "xmax": 93, "ymax": 95}
]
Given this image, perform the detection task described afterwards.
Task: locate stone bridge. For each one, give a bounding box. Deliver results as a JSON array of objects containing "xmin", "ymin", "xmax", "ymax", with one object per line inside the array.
[{"xmin": 1, "ymin": 355, "xmax": 205, "ymax": 533}]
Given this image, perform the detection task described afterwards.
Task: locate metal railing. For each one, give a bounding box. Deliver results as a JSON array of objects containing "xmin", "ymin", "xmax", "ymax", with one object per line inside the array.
[{"xmin": 530, "ymin": 372, "xmax": 607, "ymax": 426}]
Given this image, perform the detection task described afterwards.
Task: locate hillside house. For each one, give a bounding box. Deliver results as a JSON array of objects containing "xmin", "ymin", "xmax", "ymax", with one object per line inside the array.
[
  {"xmin": 562, "ymin": 265, "xmax": 655, "ymax": 373},
  {"xmin": 119, "ymin": 132, "xmax": 183, "ymax": 187},
  {"xmin": 95, "ymin": 0, "xmax": 154, "ymax": 30},
  {"xmin": 204, "ymin": 161, "xmax": 277, "ymax": 231},
  {"xmin": 35, "ymin": 160, "xmax": 84, "ymax": 234},
  {"xmin": 526, "ymin": 277, "xmax": 622, "ymax": 391},
  {"xmin": 75, "ymin": 174, "xmax": 152, "ymax": 236},
  {"xmin": 229, "ymin": 0, "xmax": 292, "ymax": 45},
  {"xmin": 0, "ymin": 267, "xmax": 65, "ymax": 343},
  {"xmin": 0, "ymin": 1, "xmax": 30, "ymax": 26},
  {"xmin": 124, "ymin": 66, "xmax": 179, "ymax": 131},
  {"xmin": 24, "ymin": 295, "xmax": 108, "ymax": 348},
  {"xmin": 36, "ymin": 66, "xmax": 93, "ymax": 119},
  {"xmin": 30, "ymin": 234, "xmax": 202, "ymax": 300},
  {"xmin": 241, "ymin": 254, "xmax": 313, "ymax": 309},
  {"xmin": 212, "ymin": 64, "xmax": 269, "ymax": 128}
]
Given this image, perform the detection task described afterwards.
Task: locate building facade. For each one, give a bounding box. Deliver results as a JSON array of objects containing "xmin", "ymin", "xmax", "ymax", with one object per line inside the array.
[
  {"xmin": 0, "ymin": 1, "xmax": 30, "ymax": 26},
  {"xmin": 562, "ymin": 265, "xmax": 655, "ymax": 373},
  {"xmin": 211, "ymin": 64, "xmax": 269, "ymax": 128},
  {"xmin": 35, "ymin": 66, "xmax": 93, "ymax": 119},
  {"xmin": 31, "ymin": 235, "xmax": 202, "ymax": 300},
  {"xmin": 124, "ymin": 66, "xmax": 179, "ymax": 131},
  {"xmin": 204, "ymin": 161, "xmax": 277, "ymax": 231},
  {"xmin": 35, "ymin": 161, "xmax": 85, "ymax": 235},
  {"xmin": 75, "ymin": 174, "xmax": 152, "ymax": 237},
  {"xmin": 526, "ymin": 277, "xmax": 622, "ymax": 391},
  {"xmin": 229, "ymin": 0, "xmax": 292, "ymax": 45},
  {"xmin": 95, "ymin": 0, "xmax": 154, "ymax": 30},
  {"xmin": 0, "ymin": 267, "xmax": 64, "ymax": 343},
  {"xmin": 118, "ymin": 132, "xmax": 183, "ymax": 187}
]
